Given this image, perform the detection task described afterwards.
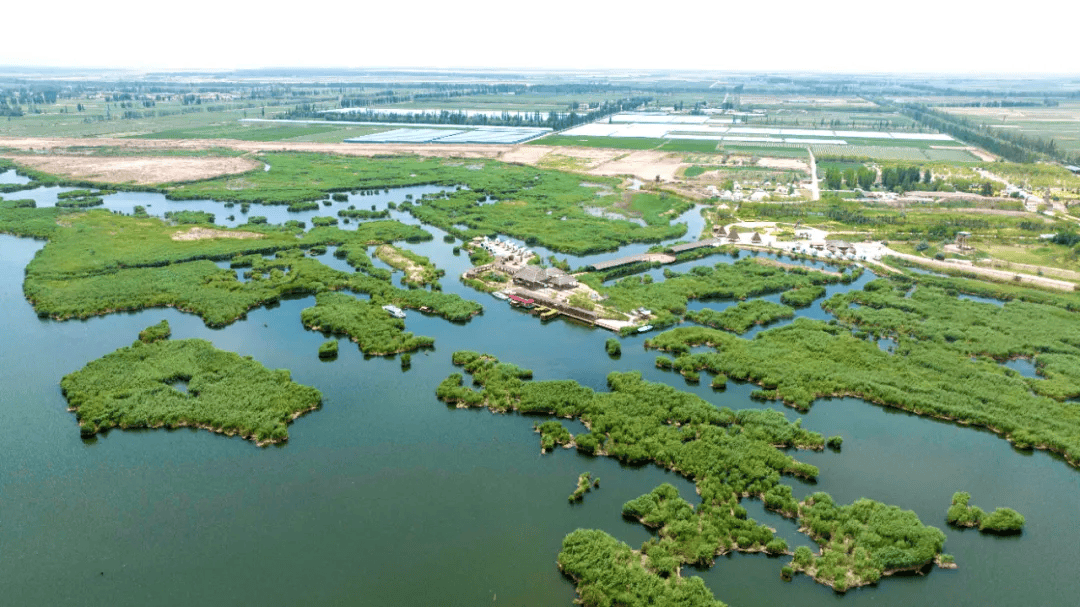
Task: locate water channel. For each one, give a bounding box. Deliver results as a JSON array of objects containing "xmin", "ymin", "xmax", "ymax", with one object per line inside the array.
[{"xmin": 1, "ymin": 185, "xmax": 1078, "ymax": 606}]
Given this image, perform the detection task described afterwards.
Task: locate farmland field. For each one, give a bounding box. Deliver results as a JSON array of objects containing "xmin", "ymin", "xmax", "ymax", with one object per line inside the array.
[
  {"xmin": 811, "ymin": 144, "xmax": 980, "ymax": 162},
  {"xmin": 129, "ymin": 123, "xmax": 388, "ymax": 142},
  {"xmin": 941, "ymin": 102, "xmax": 1080, "ymax": 155},
  {"xmin": 529, "ymin": 135, "xmax": 668, "ymax": 150}
]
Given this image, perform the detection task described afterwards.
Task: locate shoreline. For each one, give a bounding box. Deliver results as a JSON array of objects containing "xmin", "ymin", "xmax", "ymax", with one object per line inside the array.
[{"xmin": 73, "ymin": 401, "xmax": 322, "ymax": 447}]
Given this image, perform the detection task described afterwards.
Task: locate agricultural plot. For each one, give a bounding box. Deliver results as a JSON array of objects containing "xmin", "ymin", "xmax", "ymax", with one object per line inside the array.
[
  {"xmin": 811, "ymin": 144, "xmax": 980, "ymax": 162},
  {"xmin": 529, "ymin": 135, "xmax": 667, "ymax": 150},
  {"xmin": 562, "ymin": 114, "xmax": 954, "ymax": 144},
  {"xmin": 130, "ymin": 123, "xmax": 360, "ymax": 142},
  {"xmin": 0, "ymin": 93, "xmax": 340, "ymax": 139},
  {"xmin": 942, "ymin": 102, "xmax": 1080, "ymax": 155},
  {"xmin": 546, "ymin": 113, "xmax": 967, "ymax": 161},
  {"xmin": 345, "ymin": 126, "xmax": 548, "ymax": 144}
]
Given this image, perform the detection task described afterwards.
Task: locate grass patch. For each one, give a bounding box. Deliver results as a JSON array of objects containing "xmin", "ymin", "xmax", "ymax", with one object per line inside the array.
[
  {"xmin": 131, "ymin": 123, "xmax": 341, "ymax": 141},
  {"xmin": 530, "ymin": 135, "xmax": 665, "ymax": 150}
]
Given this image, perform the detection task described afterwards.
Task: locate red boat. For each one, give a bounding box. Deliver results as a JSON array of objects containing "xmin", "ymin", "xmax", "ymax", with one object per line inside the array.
[{"xmin": 506, "ymin": 294, "xmax": 535, "ymax": 309}]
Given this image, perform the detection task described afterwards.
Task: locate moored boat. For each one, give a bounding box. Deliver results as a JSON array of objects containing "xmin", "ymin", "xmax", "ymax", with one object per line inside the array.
[{"xmin": 382, "ymin": 305, "xmax": 406, "ymax": 319}]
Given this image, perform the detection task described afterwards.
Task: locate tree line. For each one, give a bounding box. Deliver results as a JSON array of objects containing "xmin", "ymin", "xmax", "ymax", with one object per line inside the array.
[{"xmin": 900, "ymin": 102, "xmax": 1079, "ymax": 165}]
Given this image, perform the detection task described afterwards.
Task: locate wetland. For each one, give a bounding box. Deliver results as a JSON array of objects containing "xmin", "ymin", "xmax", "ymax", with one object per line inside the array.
[{"xmin": 2, "ymin": 157, "xmax": 1080, "ymax": 607}]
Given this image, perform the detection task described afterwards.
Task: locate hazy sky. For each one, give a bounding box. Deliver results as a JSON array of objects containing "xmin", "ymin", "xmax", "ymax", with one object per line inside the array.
[{"xmin": 8, "ymin": 0, "xmax": 1077, "ymax": 75}]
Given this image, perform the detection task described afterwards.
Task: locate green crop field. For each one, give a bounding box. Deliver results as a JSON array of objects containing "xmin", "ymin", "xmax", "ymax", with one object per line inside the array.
[
  {"xmin": 942, "ymin": 102, "xmax": 1080, "ymax": 155},
  {"xmin": 530, "ymin": 135, "xmax": 666, "ymax": 150},
  {"xmin": 129, "ymin": 123, "xmax": 386, "ymax": 142},
  {"xmin": 811, "ymin": 144, "xmax": 980, "ymax": 162},
  {"xmin": 659, "ymin": 139, "xmax": 720, "ymax": 153}
]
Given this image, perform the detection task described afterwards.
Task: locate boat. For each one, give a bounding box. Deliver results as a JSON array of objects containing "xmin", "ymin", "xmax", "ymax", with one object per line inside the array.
[
  {"xmin": 507, "ymin": 294, "xmax": 536, "ymax": 309},
  {"xmin": 492, "ymin": 291, "xmax": 509, "ymax": 301},
  {"xmin": 382, "ymin": 305, "xmax": 406, "ymax": 319},
  {"xmin": 637, "ymin": 325, "xmax": 653, "ymax": 333}
]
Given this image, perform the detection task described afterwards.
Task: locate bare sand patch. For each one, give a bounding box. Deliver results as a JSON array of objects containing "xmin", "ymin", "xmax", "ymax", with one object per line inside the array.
[
  {"xmin": 967, "ymin": 148, "xmax": 996, "ymax": 162},
  {"xmin": 374, "ymin": 244, "xmax": 426, "ymax": 284},
  {"xmin": 757, "ymin": 157, "xmax": 810, "ymax": 172},
  {"xmin": 499, "ymin": 145, "xmax": 555, "ymax": 165},
  {"xmin": 3, "ymin": 154, "xmax": 260, "ymax": 185},
  {"xmin": 171, "ymin": 227, "xmax": 263, "ymax": 241},
  {"xmin": 589, "ymin": 150, "xmax": 684, "ymax": 182},
  {"xmin": 502, "ymin": 145, "xmax": 624, "ymax": 171}
]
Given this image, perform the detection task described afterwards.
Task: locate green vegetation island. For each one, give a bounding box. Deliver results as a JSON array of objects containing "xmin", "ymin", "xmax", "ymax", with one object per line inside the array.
[
  {"xmin": 0, "ymin": 199, "xmax": 481, "ymax": 355},
  {"xmin": 947, "ymin": 492, "xmax": 1026, "ymax": 534},
  {"xmin": 61, "ymin": 321, "xmax": 322, "ymax": 445},
  {"xmin": 569, "ymin": 472, "xmax": 598, "ymax": 502},
  {"xmin": 643, "ymin": 270, "xmax": 1080, "ymax": 465},
  {"xmin": 438, "ymin": 351, "xmax": 950, "ymax": 602}
]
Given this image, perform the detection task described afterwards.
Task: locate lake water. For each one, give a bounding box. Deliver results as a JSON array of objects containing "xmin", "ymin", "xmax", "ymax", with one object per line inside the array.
[{"xmin": 2, "ymin": 188, "xmax": 1078, "ymax": 607}]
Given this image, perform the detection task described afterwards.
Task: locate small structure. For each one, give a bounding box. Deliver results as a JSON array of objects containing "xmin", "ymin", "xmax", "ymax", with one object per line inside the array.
[
  {"xmin": 956, "ymin": 231, "xmax": 972, "ymax": 251},
  {"xmin": 549, "ymin": 274, "xmax": 579, "ymax": 289},
  {"xmin": 726, "ymin": 226, "xmax": 739, "ymax": 243},
  {"xmin": 713, "ymin": 224, "xmax": 727, "ymax": 237},
  {"xmin": 512, "ymin": 265, "xmax": 547, "ymax": 289},
  {"xmin": 750, "ymin": 232, "xmax": 762, "ymax": 244},
  {"xmin": 826, "ymin": 239, "xmax": 852, "ymax": 254}
]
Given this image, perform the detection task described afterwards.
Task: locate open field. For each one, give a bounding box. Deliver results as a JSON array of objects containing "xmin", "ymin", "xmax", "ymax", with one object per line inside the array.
[
  {"xmin": 129, "ymin": 122, "xmax": 390, "ymax": 142},
  {"xmin": 942, "ymin": 102, "xmax": 1080, "ymax": 155},
  {"xmin": 0, "ymin": 138, "xmax": 722, "ymax": 187},
  {"xmin": 811, "ymin": 144, "xmax": 981, "ymax": 162},
  {"xmin": 2, "ymin": 154, "xmax": 261, "ymax": 185}
]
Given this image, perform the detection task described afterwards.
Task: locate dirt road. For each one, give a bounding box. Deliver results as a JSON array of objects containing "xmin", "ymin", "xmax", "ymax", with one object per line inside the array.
[
  {"xmin": 885, "ymin": 251, "xmax": 1075, "ymax": 291},
  {"xmin": 807, "ymin": 147, "xmax": 820, "ymax": 201}
]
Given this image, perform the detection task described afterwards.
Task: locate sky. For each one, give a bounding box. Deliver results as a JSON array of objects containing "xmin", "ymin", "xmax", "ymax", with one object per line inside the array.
[{"xmin": 6, "ymin": 0, "xmax": 1078, "ymax": 75}]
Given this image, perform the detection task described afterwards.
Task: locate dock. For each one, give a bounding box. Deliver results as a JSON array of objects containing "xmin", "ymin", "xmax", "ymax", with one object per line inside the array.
[{"xmin": 510, "ymin": 289, "xmax": 602, "ymax": 326}]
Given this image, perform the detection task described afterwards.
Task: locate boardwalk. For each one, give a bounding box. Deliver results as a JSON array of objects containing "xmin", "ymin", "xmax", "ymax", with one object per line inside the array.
[
  {"xmin": 667, "ymin": 238, "xmax": 724, "ymax": 253},
  {"xmin": 589, "ymin": 253, "xmax": 676, "ymax": 272}
]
